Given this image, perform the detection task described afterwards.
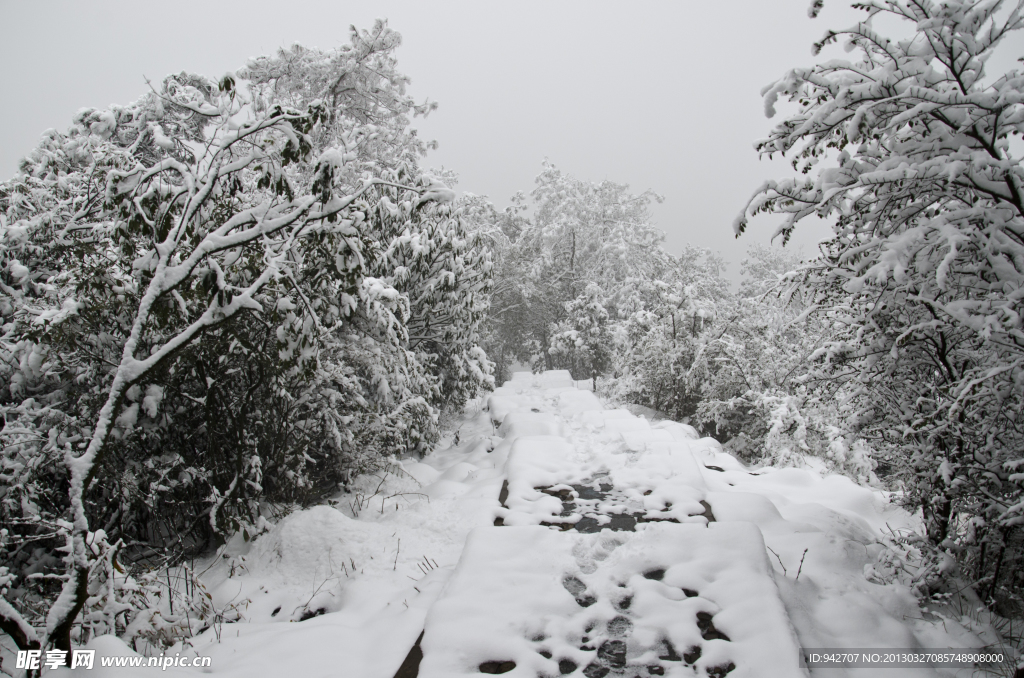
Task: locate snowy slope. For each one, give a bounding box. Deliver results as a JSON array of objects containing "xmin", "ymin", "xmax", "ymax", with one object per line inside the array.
[{"xmin": 66, "ymin": 371, "xmax": 1002, "ymax": 677}]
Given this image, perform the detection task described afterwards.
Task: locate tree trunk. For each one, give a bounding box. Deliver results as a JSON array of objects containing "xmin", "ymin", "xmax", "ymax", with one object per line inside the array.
[
  {"xmin": 986, "ymin": 534, "xmax": 1008, "ymax": 603},
  {"xmin": 923, "ymin": 489, "xmax": 952, "ymax": 546}
]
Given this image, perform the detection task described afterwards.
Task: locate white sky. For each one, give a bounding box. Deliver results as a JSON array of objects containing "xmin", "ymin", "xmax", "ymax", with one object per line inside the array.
[{"xmin": 2, "ymin": 1, "xmax": 1019, "ymax": 277}]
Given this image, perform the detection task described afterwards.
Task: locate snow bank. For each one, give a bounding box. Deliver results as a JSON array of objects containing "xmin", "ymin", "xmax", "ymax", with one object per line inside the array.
[{"xmin": 249, "ymin": 505, "xmax": 371, "ymax": 586}]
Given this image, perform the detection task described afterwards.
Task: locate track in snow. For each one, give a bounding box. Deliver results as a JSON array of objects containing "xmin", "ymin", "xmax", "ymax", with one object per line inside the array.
[{"xmin": 406, "ymin": 370, "xmax": 805, "ymax": 678}]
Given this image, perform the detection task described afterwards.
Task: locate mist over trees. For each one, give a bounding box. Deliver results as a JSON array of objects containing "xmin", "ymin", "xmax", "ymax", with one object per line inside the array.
[{"xmin": 2, "ymin": 0, "xmax": 1023, "ymax": 665}]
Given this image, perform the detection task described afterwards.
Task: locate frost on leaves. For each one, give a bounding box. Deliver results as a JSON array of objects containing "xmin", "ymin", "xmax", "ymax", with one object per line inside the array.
[
  {"xmin": 0, "ymin": 22, "xmax": 491, "ymax": 658},
  {"xmin": 737, "ymin": 0, "xmax": 1024, "ymax": 601}
]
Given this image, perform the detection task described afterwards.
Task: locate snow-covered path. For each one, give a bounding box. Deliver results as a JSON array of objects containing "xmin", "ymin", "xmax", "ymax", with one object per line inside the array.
[
  {"xmin": 77, "ymin": 371, "xmax": 1000, "ymax": 677},
  {"xmin": 418, "ymin": 371, "xmax": 804, "ymax": 677}
]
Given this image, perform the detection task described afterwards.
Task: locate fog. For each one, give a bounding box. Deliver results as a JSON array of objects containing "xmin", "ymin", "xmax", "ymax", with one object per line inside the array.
[{"xmin": 5, "ymin": 0, "xmax": 1007, "ymax": 275}]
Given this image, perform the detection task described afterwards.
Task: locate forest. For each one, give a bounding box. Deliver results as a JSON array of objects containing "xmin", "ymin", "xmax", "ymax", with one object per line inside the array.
[{"xmin": 1, "ymin": 0, "xmax": 1023, "ymax": 675}]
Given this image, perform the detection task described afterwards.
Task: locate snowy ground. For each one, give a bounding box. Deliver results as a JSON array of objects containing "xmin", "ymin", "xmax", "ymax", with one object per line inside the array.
[{"xmin": 58, "ymin": 371, "xmax": 1012, "ymax": 677}]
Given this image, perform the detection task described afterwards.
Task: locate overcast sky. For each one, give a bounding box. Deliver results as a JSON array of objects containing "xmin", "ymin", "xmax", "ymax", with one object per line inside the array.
[{"xmin": 4, "ymin": 1, "xmax": 1016, "ymax": 277}]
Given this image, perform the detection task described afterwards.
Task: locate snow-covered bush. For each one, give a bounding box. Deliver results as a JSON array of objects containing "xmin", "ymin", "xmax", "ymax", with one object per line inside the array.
[
  {"xmin": 687, "ymin": 246, "xmax": 871, "ymax": 477},
  {"xmin": 737, "ymin": 0, "xmax": 1024, "ymax": 611},
  {"xmin": 369, "ymin": 184, "xmax": 494, "ymax": 407},
  {"xmin": 0, "ymin": 22, "xmax": 491, "ymax": 659}
]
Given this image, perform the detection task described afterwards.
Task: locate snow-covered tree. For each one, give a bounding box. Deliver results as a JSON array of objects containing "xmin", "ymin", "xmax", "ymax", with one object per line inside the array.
[
  {"xmin": 527, "ymin": 161, "xmax": 667, "ymax": 289},
  {"xmin": 463, "ymin": 194, "xmax": 531, "ymax": 384},
  {"xmin": 0, "ymin": 22, "xmax": 491, "ymax": 659},
  {"xmin": 609, "ymin": 245, "xmax": 733, "ymax": 419},
  {"xmin": 485, "ymin": 163, "xmax": 670, "ymax": 379},
  {"xmin": 737, "ymin": 0, "xmax": 1024, "ymax": 605},
  {"xmin": 549, "ymin": 282, "xmax": 614, "ymax": 388}
]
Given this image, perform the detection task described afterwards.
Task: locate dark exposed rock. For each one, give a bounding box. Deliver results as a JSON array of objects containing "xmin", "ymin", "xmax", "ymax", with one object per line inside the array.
[
  {"xmin": 575, "ymin": 512, "xmax": 645, "ymax": 533},
  {"xmin": 478, "ymin": 660, "xmax": 516, "ymax": 674},
  {"xmin": 298, "ymin": 607, "xmax": 325, "ymax": 621},
  {"xmin": 392, "ymin": 632, "xmax": 424, "ymax": 678},
  {"xmin": 697, "ymin": 500, "xmax": 717, "ymax": 522},
  {"xmin": 707, "ymin": 662, "xmax": 736, "ymax": 677},
  {"xmin": 573, "ymin": 482, "xmax": 613, "ymax": 500},
  {"xmin": 494, "ymin": 480, "xmax": 510, "ymax": 525},
  {"xmin": 658, "ymin": 638, "xmax": 681, "ymax": 662},
  {"xmin": 539, "ymin": 486, "xmax": 575, "ymax": 501},
  {"xmin": 696, "ymin": 611, "xmax": 730, "ymax": 641},
  {"xmin": 597, "ymin": 640, "xmax": 627, "ymax": 669}
]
